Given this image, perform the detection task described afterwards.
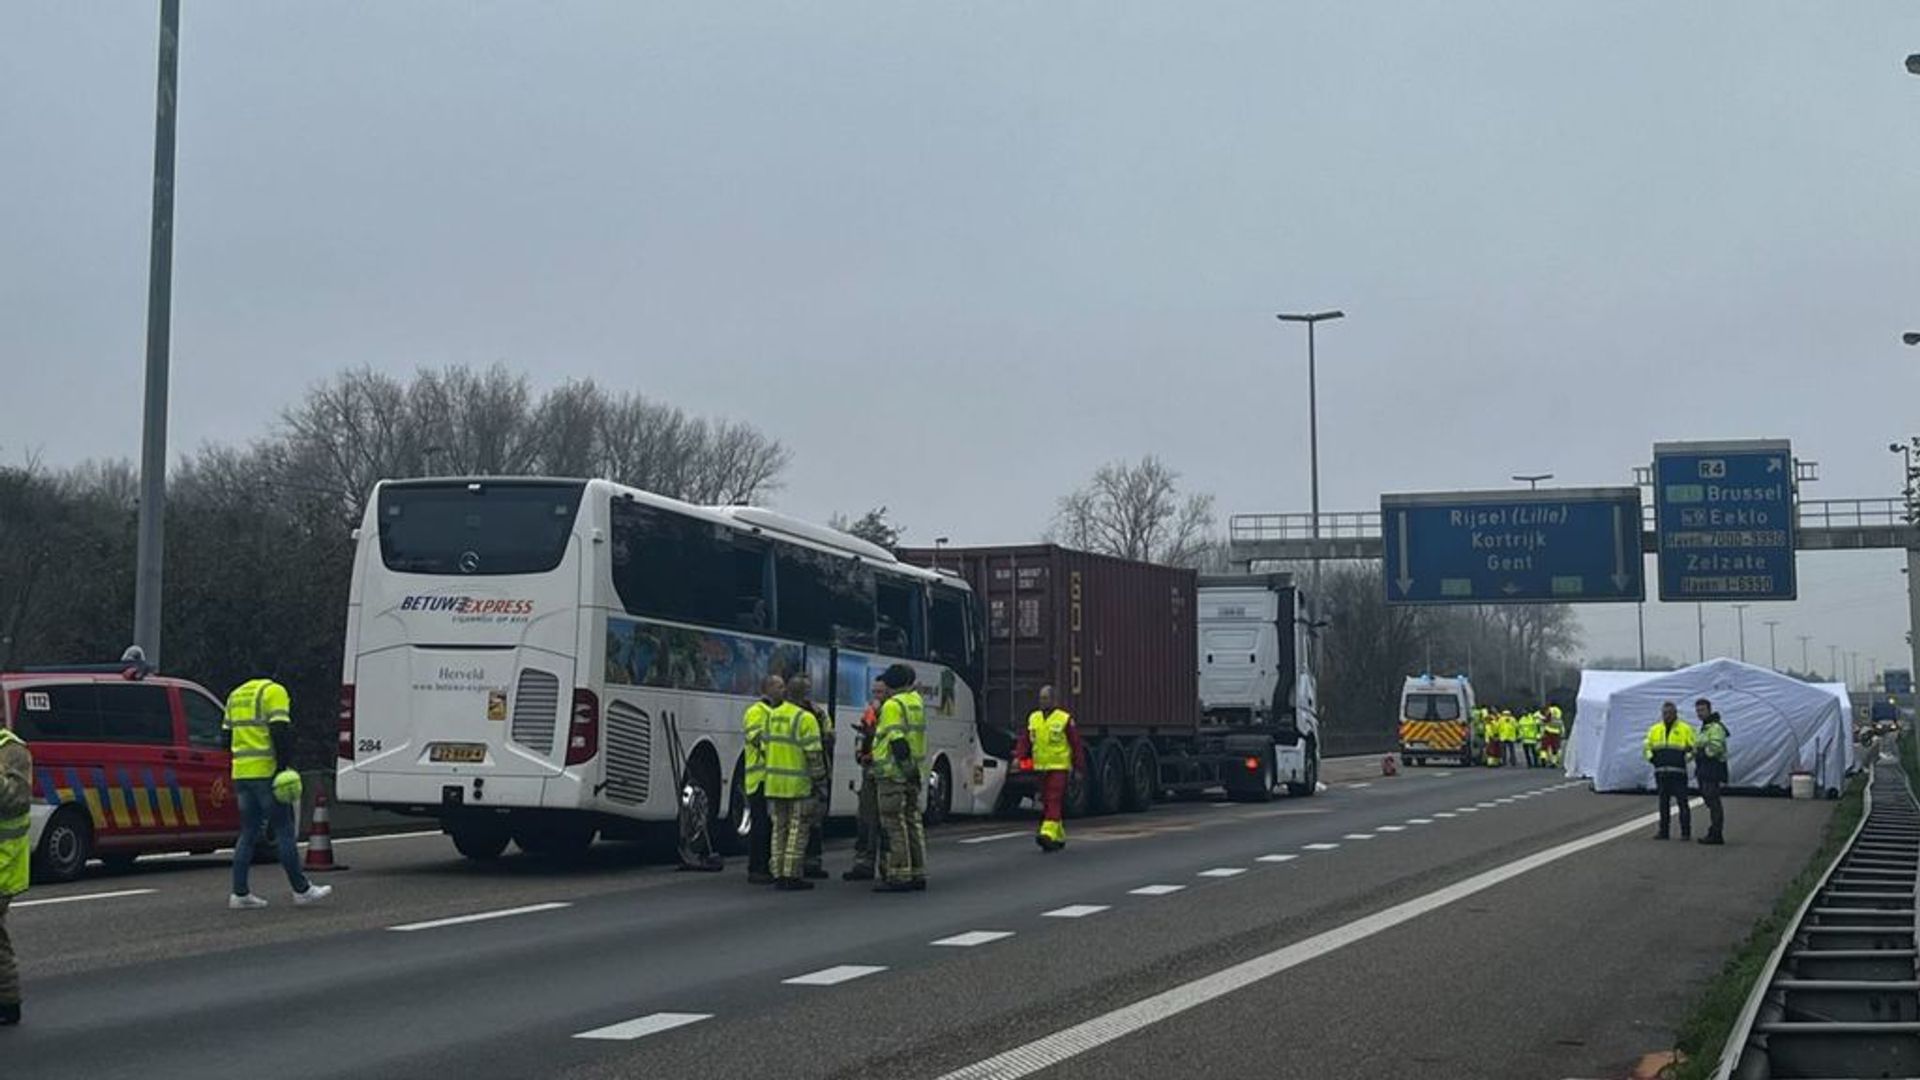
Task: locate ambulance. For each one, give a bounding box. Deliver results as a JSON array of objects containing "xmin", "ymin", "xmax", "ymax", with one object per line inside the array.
[{"xmin": 1399, "ymin": 674, "xmax": 1476, "ymax": 767}]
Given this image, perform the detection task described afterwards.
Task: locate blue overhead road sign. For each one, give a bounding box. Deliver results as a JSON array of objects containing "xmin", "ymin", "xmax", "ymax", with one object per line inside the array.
[
  {"xmin": 1654, "ymin": 439, "xmax": 1797, "ymax": 602},
  {"xmin": 1381, "ymin": 487, "xmax": 1645, "ymax": 606}
]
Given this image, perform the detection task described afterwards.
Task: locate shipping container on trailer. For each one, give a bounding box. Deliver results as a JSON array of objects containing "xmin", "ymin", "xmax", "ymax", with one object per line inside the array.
[{"xmin": 896, "ymin": 545, "xmax": 1319, "ymax": 816}]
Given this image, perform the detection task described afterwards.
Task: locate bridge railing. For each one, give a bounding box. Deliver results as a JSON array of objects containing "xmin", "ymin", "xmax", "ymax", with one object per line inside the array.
[{"xmin": 1229, "ymin": 498, "xmax": 1908, "ymax": 545}]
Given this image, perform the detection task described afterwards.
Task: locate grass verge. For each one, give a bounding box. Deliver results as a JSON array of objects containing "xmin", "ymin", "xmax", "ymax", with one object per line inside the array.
[{"xmin": 1666, "ymin": 771, "xmax": 1868, "ymax": 1080}]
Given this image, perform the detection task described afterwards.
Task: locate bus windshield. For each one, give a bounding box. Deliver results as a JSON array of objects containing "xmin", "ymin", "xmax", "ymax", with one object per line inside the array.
[{"xmin": 377, "ymin": 481, "xmax": 585, "ymax": 576}]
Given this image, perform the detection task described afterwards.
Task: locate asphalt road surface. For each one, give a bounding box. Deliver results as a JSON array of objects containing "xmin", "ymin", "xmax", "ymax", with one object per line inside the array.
[{"xmin": 3, "ymin": 761, "xmax": 1834, "ymax": 1080}]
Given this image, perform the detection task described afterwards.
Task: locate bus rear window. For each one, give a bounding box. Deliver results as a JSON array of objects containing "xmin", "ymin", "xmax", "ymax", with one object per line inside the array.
[
  {"xmin": 378, "ymin": 482, "xmax": 584, "ymax": 576},
  {"xmin": 1403, "ymin": 693, "xmax": 1461, "ymax": 721}
]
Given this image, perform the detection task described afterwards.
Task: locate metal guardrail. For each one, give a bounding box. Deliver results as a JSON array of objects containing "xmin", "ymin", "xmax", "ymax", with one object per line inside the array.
[
  {"xmin": 1229, "ymin": 499, "xmax": 1913, "ymax": 544},
  {"xmin": 1716, "ymin": 754, "xmax": 1920, "ymax": 1079}
]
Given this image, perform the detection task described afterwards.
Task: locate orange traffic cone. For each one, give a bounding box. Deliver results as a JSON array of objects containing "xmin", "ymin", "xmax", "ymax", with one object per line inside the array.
[
  {"xmin": 303, "ymin": 793, "xmax": 348, "ymax": 872},
  {"xmin": 1382, "ymin": 753, "xmax": 1399, "ymax": 777}
]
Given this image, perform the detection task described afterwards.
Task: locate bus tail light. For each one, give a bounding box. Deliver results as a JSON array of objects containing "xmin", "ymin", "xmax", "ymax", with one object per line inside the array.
[
  {"xmin": 338, "ymin": 684, "xmax": 356, "ymax": 760},
  {"xmin": 567, "ymin": 689, "xmax": 599, "ymax": 765}
]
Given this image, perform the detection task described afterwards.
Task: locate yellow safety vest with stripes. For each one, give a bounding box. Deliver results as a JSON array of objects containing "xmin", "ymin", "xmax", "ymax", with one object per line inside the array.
[
  {"xmin": 225, "ymin": 678, "xmax": 290, "ymax": 780},
  {"xmin": 763, "ymin": 703, "xmax": 823, "ymax": 799},
  {"xmin": 873, "ymin": 690, "xmax": 926, "ymax": 782},
  {"xmin": 0, "ymin": 728, "xmax": 31, "ymax": 897}
]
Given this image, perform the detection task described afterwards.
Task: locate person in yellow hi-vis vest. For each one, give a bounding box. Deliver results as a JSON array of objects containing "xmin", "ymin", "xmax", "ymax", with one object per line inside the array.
[
  {"xmin": 1011, "ymin": 686, "xmax": 1087, "ymax": 852},
  {"xmin": 225, "ymin": 677, "xmax": 331, "ymax": 909},
  {"xmin": 764, "ymin": 691, "xmax": 827, "ymax": 891},
  {"xmin": 741, "ymin": 675, "xmax": 784, "ymax": 885},
  {"xmin": 0, "ymin": 725, "xmax": 31, "ymax": 1025},
  {"xmin": 871, "ymin": 664, "xmax": 927, "ymax": 893}
]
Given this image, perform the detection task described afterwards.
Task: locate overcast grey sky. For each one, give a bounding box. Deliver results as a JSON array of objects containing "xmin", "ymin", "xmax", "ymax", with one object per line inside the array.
[{"xmin": 4, "ymin": 3, "xmax": 1917, "ymax": 681}]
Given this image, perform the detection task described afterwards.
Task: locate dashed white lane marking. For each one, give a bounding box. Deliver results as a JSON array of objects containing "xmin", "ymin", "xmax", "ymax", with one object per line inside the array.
[
  {"xmin": 785, "ymin": 965, "xmax": 888, "ymax": 986},
  {"xmin": 574, "ymin": 1012, "xmax": 713, "ymax": 1041},
  {"xmin": 960, "ymin": 831, "xmax": 1029, "ymax": 845},
  {"xmin": 934, "ymin": 931, "xmax": 1016, "ymax": 948},
  {"xmin": 1130, "ymin": 885, "xmax": 1187, "ymax": 896},
  {"xmin": 1198, "ymin": 868, "xmax": 1247, "ymax": 878},
  {"xmin": 934, "ymin": 804, "xmax": 1684, "ymax": 1080},
  {"xmin": 1476, "ymin": 802, "xmax": 1498, "ymax": 808},
  {"xmin": 1495, "ymin": 798, "xmax": 1517, "ymax": 804},
  {"xmin": 388, "ymin": 902, "xmax": 571, "ymax": 932},
  {"xmin": 1375, "ymin": 825, "xmax": 1407, "ymax": 833},
  {"xmin": 1303, "ymin": 843, "xmax": 1340, "ymax": 851},
  {"xmin": 1457, "ymin": 807, "xmax": 1479, "ymax": 813},
  {"xmin": 1257, "ymin": 854, "xmax": 1298, "ymax": 864},
  {"xmin": 1343, "ymin": 833, "xmax": 1376, "ymax": 841},
  {"xmin": 1406, "ymin": 818, "xmax": 1434, "ymax": 825},
  {"xmin": 1044, "ymin": 905, "xmax": 1111, "ymax": 919},
  {"xmin": 14, "ymin": 888, "xmax": 158, "ymax": 908},
  {"xmin": 1346, "ymin": 782, "xmax": 1373, "ymax": 789},
  {"xmin": 1434, "ymin": 812, "xmax": 1458, "ymax": 819}
]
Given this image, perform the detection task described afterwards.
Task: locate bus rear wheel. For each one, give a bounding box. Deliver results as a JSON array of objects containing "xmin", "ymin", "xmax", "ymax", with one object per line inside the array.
[
  {"xmin": 448, "ymin": 816, "xmax": 512, "ymax": 861},
  {"xmin": 514, "ymin": 816, "xmax": 597, "ymax": 860}
]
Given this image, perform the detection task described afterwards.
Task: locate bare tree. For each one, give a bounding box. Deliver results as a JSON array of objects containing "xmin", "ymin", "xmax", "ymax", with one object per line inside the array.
[
  {"xmin": 279, "ymin": 365, "xmax": 790, "ymax": 512},
  {"xmin": 830, "ymin": 506, "xmax": 905, "ymax": 548},
  {"xmin": 1050, "ymin": 456, "xmax": 1216, "ymax": 567}
]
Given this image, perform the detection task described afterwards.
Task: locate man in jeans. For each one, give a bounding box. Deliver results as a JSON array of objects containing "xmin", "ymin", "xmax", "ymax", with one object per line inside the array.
[{"xmin": 226, "ymin": 677, "xmax": 331, "ymax": 909}]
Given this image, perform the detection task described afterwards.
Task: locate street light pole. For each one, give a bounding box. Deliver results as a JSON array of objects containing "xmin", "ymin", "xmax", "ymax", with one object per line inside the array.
[
  {"xmin": 133, "ymin": 0, "xmax": 182, "ymax": 667},
  {"xmin": 1830, "ymin": 644, "xmax": 1840, "ymax": 681},
  {"xmin": 1731, "ymin": 603, "xmax": 1750, "ymax": 663},
  {"xmin": 1512, "ymin": 473, "xmax": 1553, "ymax": 491},
  {"xmin": 1764, "ymin": 619, "xmax": 1780, "ymax": 670},
  {"xmin": 1798, "ymin": 635, "xmax": 1812, "ymax": 674},
  {"xmin": 1277, "ymin": 310, "xmax": 1344, "ymax": 613},
  {"xmin": 1697, "ymin": 603, "xmax": 1707, "ymax": 664}
]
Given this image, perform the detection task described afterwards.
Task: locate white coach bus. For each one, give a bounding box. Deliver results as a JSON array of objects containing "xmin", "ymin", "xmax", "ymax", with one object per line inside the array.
[{"xmin": 335, "ymin": 477, "xmax": 1004, "ymax": 860}]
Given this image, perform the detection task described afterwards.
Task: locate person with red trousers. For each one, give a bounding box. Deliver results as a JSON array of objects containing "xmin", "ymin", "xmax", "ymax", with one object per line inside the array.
[{"xmin": 1011, "ymin": 686, "xmax": 1086, "ymax": 852}]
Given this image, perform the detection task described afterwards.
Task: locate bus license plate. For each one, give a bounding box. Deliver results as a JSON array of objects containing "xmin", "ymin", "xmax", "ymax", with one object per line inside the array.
[{"xmin": 430, "ymin": 743, "xmax": 488, "ymax": 764}]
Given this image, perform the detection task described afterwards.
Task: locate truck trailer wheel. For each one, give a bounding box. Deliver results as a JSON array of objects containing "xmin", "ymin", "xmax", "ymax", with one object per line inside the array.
[
  {"xmin": 1122, "ymin": 741, "xmax": 1157, "ymax": 812},
  {"xmin": 1064, "ymin": 760, "xmax": 1092, "ymax": 819},
  {"xmin": 1092, "ymin": 743, "xmax": 1126, "ymax": 816},
  {"xmin": 1284, "ymin": 738, "xmax": 1319, "ymax": 798}
]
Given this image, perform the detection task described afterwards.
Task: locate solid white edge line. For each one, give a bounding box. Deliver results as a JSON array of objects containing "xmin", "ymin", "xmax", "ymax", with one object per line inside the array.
[
  {"xmin": 388, "ymin": 902, "xmax": 571, "ymax": 932},
  {"xmin": 574, "ymin": 1012, "xmax": 713, "ymax": 1041},
  {"xmin": 935, "ymin": 801, "xmax": 1694, "ymax": 1080},
  {"xmin": 959, "ymin": 831, "xmax": 1030, "ymax": 845},
  {"xmin": 14, "ymin": 888, "xmax": 158, "ymax": 908},
  {"xmin": 933, "ymin": 931, "xmax": 1016, "ymax": 947},
  {"xmin": 333, "ymin": 829, "xmax": 444, "ymax": 846},
  {"xmin": 784, "ymin": 964, "xmax": 887, "ymax": 986}
]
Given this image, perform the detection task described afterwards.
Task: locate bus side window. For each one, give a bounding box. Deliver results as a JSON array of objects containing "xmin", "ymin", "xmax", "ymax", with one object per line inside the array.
[
  {"xmin": 929, "ymin": 589, "xmax": 968, "ymax": 666},
  {"xmin": 876, "ymin": 576, "xmax": 924, "ymax": 659}
]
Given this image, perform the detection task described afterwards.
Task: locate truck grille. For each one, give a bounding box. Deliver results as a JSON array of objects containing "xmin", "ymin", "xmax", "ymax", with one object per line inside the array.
[
  {"xmin": 604, "ymin": 700, "xmax": 653, "ymax": 805},
  {"xmin": 511, "ymin": 669, "xmax": 560, "ymax": 755}
]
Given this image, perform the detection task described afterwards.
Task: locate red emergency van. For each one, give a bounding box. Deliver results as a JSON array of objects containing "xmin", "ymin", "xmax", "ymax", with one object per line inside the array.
[{"xmin": 1, "ymin": 665, "xmax": 241, "ymax": 881}]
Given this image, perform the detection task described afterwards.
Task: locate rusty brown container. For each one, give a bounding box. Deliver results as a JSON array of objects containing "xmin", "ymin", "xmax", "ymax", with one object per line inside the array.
[{"xmin": 895, "ymin": 544, "xmax": 1199, "ymax": 741}]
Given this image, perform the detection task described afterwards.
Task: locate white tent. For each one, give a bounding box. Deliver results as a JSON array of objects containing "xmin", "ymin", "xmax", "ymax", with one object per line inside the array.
[
  {"xmin": 1813, "ymin": 683, "xmax": 1860, "ymax": 776},
  {"xmin": 1591, "ymin": 658, "xmax": 1850, "ymax": 795},
  {"xmin": 1564, "ymin": 670, "xmax": 1665, "ymax": 779}
]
